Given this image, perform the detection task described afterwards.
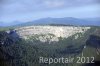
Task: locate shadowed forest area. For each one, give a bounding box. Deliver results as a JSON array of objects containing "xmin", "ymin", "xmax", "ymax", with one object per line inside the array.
[{"xmin": 0, "ymin": 26, "xmax": 100, "ymax": 66}]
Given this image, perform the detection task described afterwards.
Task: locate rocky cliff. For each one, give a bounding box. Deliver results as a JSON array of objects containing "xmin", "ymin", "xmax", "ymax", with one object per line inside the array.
[{"xmin": 16, "ymin": 26, "xmax": 91, "ymax": 42}]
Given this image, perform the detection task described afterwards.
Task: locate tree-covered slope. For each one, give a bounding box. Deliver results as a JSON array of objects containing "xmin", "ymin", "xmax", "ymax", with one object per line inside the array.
[{"xmin": 0, "ymin": 26, "xmax": 100, "ymax": 66}]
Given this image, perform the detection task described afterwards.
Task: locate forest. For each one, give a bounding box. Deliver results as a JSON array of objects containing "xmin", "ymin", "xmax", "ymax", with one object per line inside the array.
[{"xmin": 0, "ymin": 26, "xmax": 100, "ymax": 66}]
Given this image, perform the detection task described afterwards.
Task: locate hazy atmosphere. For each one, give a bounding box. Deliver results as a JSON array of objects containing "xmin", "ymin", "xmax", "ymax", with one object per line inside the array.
[
  {"xmin": 0, "ymin": 1, "xmax": 100, "ymax": 66},
  {"xmin": 0, "ymin": 0, "xmax": 100, "ymax": 22}
]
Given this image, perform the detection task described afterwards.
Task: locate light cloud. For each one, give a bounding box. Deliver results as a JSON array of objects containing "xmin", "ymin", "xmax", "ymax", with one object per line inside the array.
[
  {"xmin": 43, "ymin": 0, "xmax": 65, "ymax": 8},
  {"xmin": 0, "ymin": 0, "xmax": 100, "ymax": 22},
  {"xmin": 2, "ymin": 0, "xmax": 100, "ymax": 10}
]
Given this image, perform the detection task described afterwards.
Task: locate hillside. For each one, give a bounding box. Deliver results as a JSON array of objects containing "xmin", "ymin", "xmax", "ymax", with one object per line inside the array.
[
  {"xmin": 16, "ymin": 17, "xmax": 100, "ymax": 26},
  {"xmin": 0, "ymin": 25, "xmax": 100, "ymax": 66},
  {"xmin": 1, "ymin": 17, "xmax": 100, "ymax": 27},
  {"xmin": 16, "ymin": 26, "xmax": 90, "ymax": 42}
]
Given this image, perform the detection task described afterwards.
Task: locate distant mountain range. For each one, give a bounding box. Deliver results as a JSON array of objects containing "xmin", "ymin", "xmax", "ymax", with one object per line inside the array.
[
  {"xmin": 0, "ymin": 21, "xmax": 23, "ymax": 27},
  {"xmin": 0, "ymin": 17, "xmax": 100, "ymax": 27}
]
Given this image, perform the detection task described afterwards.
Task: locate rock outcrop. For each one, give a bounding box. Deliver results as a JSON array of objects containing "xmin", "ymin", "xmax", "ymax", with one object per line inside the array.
[{"xmin": 16, "ymin": 26, "xmax": 91, "ymax": 42}]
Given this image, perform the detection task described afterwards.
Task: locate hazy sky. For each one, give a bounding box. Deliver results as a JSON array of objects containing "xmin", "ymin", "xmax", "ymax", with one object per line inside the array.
[{"xmin": 0, "ymin": 0, "xmax": 100, "ymax": 23}]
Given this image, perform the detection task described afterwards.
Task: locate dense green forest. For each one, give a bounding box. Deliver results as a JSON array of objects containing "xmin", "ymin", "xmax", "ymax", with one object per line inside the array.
[{"xmin": 0, "ymin": 26, "xmax": 100, "ymax": 66}]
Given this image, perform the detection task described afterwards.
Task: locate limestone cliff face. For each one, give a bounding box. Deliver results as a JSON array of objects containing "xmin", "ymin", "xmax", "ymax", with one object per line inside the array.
[{"xmin": 16, "ymin": 26, "xmax": 91, "ymax": 42}]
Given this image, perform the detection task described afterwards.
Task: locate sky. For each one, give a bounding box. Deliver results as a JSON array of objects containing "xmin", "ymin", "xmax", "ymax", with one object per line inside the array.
[{"xmin": 0, "ymin": 0, "xmax": 100, "ymax": 23}]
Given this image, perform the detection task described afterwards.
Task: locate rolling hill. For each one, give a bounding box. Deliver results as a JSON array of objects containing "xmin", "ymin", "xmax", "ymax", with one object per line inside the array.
[{"xmin": 0, "ymin": 17, "xmax": 100, "ymax": 27}]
